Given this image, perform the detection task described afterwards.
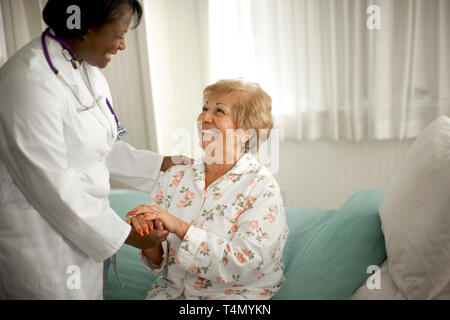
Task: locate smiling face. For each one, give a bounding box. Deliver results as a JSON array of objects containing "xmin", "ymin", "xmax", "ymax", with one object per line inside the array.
[
  {"xmin": 79, "ymin": 7, "xmax": 133, "ymax": 68},
  {"xmin": 197, "ymin": 93, "xmax": 250, "ymax": 164}
]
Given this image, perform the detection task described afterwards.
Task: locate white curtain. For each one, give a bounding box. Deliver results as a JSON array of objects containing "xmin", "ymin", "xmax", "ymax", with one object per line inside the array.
[
  {"xmin": 0, "ymin": 2, "xmax": 7, "ymax": 67},
  {"xmin": 0, "ymin": 0, "xmax": 47, "ymax": 58},
  {"xmin": 208, "ymin": 0, "xmax": 450, "ymax": 141},
  {"xmin": 144, "ymin": 0, "xmax": 210, "ymax": 156}
]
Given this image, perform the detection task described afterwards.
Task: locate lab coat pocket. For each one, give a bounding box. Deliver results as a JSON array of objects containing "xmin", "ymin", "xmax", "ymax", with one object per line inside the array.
[
  {"xmin": 0, "ymin": 207, "xmax": 66, "ymax": 290},
  {"xmin": 0, "ymin": 161, "xmax": 32, "ymax": 210}
]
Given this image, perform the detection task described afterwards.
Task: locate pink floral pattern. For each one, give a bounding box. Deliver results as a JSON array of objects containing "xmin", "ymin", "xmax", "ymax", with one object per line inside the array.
[
  {"xmin": 151, "ymin": 187, "xmax": 164, "ymax": 206},
  {"xmin": 141, "ymin": 153, "xmax": 288, "ymax": 300}
]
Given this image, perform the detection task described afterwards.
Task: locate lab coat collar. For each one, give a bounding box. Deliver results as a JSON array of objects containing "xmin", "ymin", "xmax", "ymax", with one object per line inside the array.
[
  {"xmin": 83, "ymin": 62, "xmax": 118, "ymax": 140},
  {"xmin": 45, "ymin": 35, "xmax": 115, "ymax": 138},
  {"xmin": 45, "ymin": 35, "xmax": 93, "ymax": 108}
]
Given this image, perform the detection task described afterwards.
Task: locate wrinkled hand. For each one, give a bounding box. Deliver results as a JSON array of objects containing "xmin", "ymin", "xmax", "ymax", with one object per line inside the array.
[
  {"xmin": 127, "ymin": 205, "xmax": 190, "ymax": 240},
  {"xmin": 160, "ymin": 155, "xmax": 193, "ymax": 172},
  {"xmin": 124, "ymin": 214, "xmax": 168, "ymax": 249}
]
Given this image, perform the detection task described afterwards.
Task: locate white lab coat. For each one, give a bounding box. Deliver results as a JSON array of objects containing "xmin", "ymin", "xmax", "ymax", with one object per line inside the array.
[{"xmin": 0, "ymin": 35, "xmax": 163, "ymax": 299}]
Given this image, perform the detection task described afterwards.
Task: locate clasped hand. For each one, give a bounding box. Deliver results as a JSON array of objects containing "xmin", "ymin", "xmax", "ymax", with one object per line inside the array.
[{"xmin": 125, "ymin": 205, "xmax": 190, "ymax": 248}]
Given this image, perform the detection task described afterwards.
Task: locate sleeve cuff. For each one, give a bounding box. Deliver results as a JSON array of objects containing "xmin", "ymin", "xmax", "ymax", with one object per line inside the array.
[
  {"xmin": 176, "ymin": 225, "xmax": 207, "ymax": 272},
  {"xmin": 91, "ymin": 214, "xmax": 131, "ymax": 262},
  {"xmin": 140, "ymin": 241, "xmax": 168, "ymax": 273}
]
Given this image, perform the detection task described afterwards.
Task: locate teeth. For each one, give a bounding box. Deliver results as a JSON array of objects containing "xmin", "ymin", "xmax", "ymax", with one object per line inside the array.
[{"xmin": 202, "ymin": 129, "xmax": 219, "ymax": 136}]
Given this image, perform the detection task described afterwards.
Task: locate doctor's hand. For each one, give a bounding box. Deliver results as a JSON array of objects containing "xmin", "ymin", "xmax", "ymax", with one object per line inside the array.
[
  {"xmin": 160, "ymin": 155, "xmax": 193, "ymax": 172},
  {"xmin": 127, "ymin": 205, "xmax": 190, "ymax": 241},
  {"xmin": 124, "ymin": 216, "xmax": 168, "ymax": 249}
]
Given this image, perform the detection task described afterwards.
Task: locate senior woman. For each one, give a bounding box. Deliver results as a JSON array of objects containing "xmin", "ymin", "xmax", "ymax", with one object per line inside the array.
[{"xmin": 128, "ymin": 79, "xmax": 289, "ymax": 300}]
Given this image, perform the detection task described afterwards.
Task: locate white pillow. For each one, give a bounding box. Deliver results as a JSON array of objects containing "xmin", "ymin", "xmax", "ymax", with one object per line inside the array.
[
  {"xmin": 349, "ymin": 260, "xmax": 406, "ymax": 300},
  {"xmin": 380, "ymin": 116, "xmax": 450, "ymax": 299}
]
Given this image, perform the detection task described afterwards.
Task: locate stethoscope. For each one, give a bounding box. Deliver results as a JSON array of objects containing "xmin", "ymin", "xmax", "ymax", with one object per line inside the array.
[{"xmin": 41, "ymin": 28, "xmax": 128, "ymax": 139}]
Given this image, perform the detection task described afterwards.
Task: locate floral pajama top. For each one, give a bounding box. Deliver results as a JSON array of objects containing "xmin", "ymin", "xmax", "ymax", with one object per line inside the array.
[{"xmin": 141, "ymin": 153, "xmax": 289, "ymax": 300}]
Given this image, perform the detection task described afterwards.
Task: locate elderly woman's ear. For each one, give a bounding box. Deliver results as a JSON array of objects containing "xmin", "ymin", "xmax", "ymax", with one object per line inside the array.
[
  {"xmin": 234, "ymin": 128, "xmax": 251, "ymax": 144},
  {"xmin": 239, "ymin": 129, "xmax": 259, "ymax": 153},
  {"xmin": 241, "ymin": 133, "xmax": 253, "ymax": 146}
]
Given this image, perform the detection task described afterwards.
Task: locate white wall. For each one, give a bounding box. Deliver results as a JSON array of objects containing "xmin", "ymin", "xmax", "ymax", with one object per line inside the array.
[{"xmin": 275, "ymin": 139, "xmax": 414, "ymax": 209}]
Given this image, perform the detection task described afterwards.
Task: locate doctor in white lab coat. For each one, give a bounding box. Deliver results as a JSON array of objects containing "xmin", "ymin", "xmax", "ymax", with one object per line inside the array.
[{"xmin": 0, "ymin": 0, "xmax": 177, "ymax": 299}]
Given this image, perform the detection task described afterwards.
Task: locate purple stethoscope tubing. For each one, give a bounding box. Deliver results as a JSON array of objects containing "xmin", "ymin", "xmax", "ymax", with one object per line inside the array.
[
  {"xmin": 41, "ymin": 28, "xmax": 78, "ymax": 75},
  {"xmin": 41, "ymin": 28, "xmax": 127, "ymax": 138}
]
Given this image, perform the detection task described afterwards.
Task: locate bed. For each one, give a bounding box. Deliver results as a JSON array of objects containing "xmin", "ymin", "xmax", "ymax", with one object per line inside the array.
[
  {"xmin": 105, "ymin": 188, "xmax": 387, "ymax": 300},
  {"xmin": 105, "ymin": 116, "xmax": 450, "ymax": 300}
]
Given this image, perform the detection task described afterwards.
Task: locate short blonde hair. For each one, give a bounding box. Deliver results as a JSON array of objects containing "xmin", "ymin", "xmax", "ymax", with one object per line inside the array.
[{"xmin": 203, "ymin": 79, "xmax": 273, "ymax": 153}]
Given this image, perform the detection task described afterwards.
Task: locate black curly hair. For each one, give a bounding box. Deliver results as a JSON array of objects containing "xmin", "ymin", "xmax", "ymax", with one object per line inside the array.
[{"xmin": 43, "ymin": 0, "xmax": 143, "ymax": 38}]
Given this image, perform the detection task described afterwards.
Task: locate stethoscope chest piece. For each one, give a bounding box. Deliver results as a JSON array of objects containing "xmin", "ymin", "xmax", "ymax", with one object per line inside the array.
[{"xmin": 117, "ymin": 123, "xmax": 128, "ymax": 139}]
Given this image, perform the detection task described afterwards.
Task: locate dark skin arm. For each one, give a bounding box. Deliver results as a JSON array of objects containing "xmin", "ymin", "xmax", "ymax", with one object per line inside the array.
[
  {"xmin": 125, "ymin": 216, "xmax": 167, "ymax": 265},
  {"xmin": 124, "ymin": 221, "xmax": 168, "ymax": 249},
  {"xmin": 160, "ymin": 155, "xmax": 193, "ymax": 172},
  {"xmin": 141, "ymin": 219, "xmax": 165, "ymax": 265}
]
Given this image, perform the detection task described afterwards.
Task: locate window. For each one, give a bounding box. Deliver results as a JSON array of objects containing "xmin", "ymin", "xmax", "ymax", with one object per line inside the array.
[{"xmin": 208, "ymin": 0, "xmax": 450, "ymax": 141}]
